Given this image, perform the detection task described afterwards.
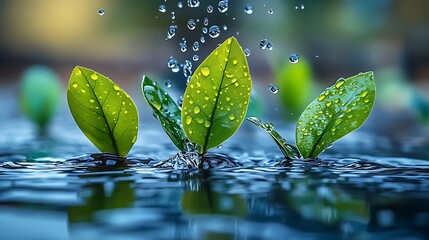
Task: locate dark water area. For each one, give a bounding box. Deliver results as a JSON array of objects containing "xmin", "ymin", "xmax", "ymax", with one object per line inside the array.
[{"xmin": 1, "ymin": 113, "xmax": 429, "ymax": 240}]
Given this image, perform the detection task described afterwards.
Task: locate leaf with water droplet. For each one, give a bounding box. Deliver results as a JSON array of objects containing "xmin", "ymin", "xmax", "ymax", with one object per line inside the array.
[
  {"xmin": 20, "ymin": 65, "xmax": 62, "ymax": 131},
  {"xmin": 67, "ymin": 66, "xmax": 138, "ymax": 157},
  {"xmin": 141, "ymin": 75, "xmax": 188, "ymax": 151},
  {"xmin": 296, "ymin": 72, "xmax": 376, "ymax": 158},
  {"xmin": 182, "ymin": 37, "xmax": 252, "ymax": 154},
  {"xmin": 246, "ymin": 117, "xmax": 300, "ymax": 159}
]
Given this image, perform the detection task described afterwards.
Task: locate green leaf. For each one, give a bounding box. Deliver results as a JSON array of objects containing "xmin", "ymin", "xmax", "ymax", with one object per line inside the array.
[
  {"xmin": 275, "ymin": 58, "xmax": 314, "ymax": 120},
  {"xmin": 141, "ymin": 75, "xmax": 188, "ymax": 151},
  {"xmin": 296, "ymin": 72, "xmax": 376, "ymax": 158},
  {"xmin": 246, "ymin": 117, "xmax": 300, "ymax": 159},
  {"xmin": 67, "ymin": 66, "xmax": 138, "ymax": 157},
  {"xmin": 20, "ymin": 65, "xmax": 61, "ymax": 129},
  {"xmin": 182, "ymin": 37, "xmax": 252, "ymax": 154}
]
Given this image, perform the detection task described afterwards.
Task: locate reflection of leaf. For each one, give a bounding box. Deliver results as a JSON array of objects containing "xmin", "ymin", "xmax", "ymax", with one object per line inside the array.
[
  {"xmin": 246, "ymin": 117, "xmax": 300, "ymax": 159},
  {"xmin": 67, "ymin": 66, "xmax": 138, "ymax": 157},
  {"xmin": 296, "ymin": 72, "xmax": 376, "ymax": 158},
  {"xmin": 141, "ymin": 75, "xmax": 188, "ymax": 151},
  {"xmin": 68, "ymin": 181, "xmax": 135, "ymax": 223},
  {"xmin": 181, "ymin": 191, "xmax": 247, "ymax": 218},
  {"xmin": 288, "ymin": 180, "xmax": 369, "ymax": 225},
  {"xmin": 20, "ymin": 65, "xmax": 61, "ymax": 129},
  {"xmin": 182, "ymin": 37, "xmax": 252, "ymax": 154},
  {"xmin": 275, "ymin": 59, "xmax": 314, "ymax": 120}
]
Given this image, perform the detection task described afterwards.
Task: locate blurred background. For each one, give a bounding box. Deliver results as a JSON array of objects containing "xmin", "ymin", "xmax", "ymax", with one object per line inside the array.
[{"xmin": 1, "ymin": 0, "xmax": 429, "ymax": 141}]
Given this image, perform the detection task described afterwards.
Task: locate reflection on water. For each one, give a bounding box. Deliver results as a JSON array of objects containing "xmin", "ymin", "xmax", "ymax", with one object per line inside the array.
[{"xmin": 0, "ymin": 117, "xmax": 429, "ymax": 239}]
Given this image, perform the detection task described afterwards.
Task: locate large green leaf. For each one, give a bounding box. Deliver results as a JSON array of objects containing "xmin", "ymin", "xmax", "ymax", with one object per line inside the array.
[
  {"xmin": 67, "ymin": 66, "xmax": 138, "ymax": 157},
  {"xmin": 296, "ymin": 72, "xmax": 376, "ymax": 158},
  {"xmin": 20, "ymin": 65, "xmax": 61, "ymax": 130},
  {"xmin": 141, "ymin": 75, "xmax": 188, "ymax": 151},
  {"xmin": 181, "ymin": 37, "xmax": 252, "ymax": 154},
  {"xmin": 246, "ymin": 117, "xmax": 300, "ymax": 159}
]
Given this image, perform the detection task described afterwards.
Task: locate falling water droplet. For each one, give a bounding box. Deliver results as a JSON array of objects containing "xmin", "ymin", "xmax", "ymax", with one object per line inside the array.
[
  {"xmin": 165, "ymin": 80, "xmax": 172, "ymax": 88},
  {"xmin": 260, "ymin": 39, "xmax": 268, "ymax": 49},
  {"xmin": 192, "ymin": 41, "xmax": 199, "ymax": 51},
  {"xmin": 268, "ymin": 84, "xmax": 279, "ymax": 94},
  {"xmin": 200, "ymin": 36, "xmax": 206, "ymax": 43},
  {"xmin": 202, "ymin": 27, "xmax": 208, "ymax": 34},
  {"xmin": 167, "ymin": 25, "xmax": 177, "ymax": 39},
  {"xmin": 244, "ymin": 48, "xmax": 251, "ymax": 56},
  {"xmin": 187, "ymin": 19, "xmax": 196, "ymax": 30},
  {"xmin": 218, "ymin": 0, "xmax": 229, "ymax": 13},
  {"xmin": 193, "ymin": 55, "xmax": 199, "ymax": 61},
  {"xmin": 171, "ymin": 11, "xmax": 176, "ymax": 20},
  {"xmin": 289, "ymin": 53, "xmax": 299, "ymax": 63},
  {"xmin": 178, "ymin": 2, "xmax": 183, "ymax": 8},
  {"xmin": 203, "ymin": 17, "xmax": 209, "ymax": 26},
  {"xmin": 187, "ymin": 0, "xmax": 200, "ymax": 8},
  {"xmin": 244, "ymin": 4, "xmax": 253, "ymax": 14},
  {"xmin": 295, "ymin": 4, "xmax": 305, "ymax": 10},
  {"xmin": 98, "ymin": 9, "xmax": 106, "ymax": 16},
  {"xmin": 208, "ymin": 25, "xmax": 221, "ymax": 38},
  {"xmin": 159, "ymin": 5, "xmax": 166, "ymax": 13},
  {"xmin": 268, "ymin": 8, "xmax": 274, "ymax": 14},
  {"xmin": 222, "ymin": 25, "xmax": 228, "ymax": 31},
  {"xmin": 207, "ymin": 5, "xmax": 214, "ymax": 13},
  {"xmin": 266, "ymin": 42, "xmax": 274, "ymax": 50}
]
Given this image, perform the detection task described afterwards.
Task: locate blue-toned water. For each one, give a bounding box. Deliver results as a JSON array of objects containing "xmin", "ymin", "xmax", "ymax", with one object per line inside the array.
[{"xmin": 1, "ymin": 107, "xmax": 429, "ymax": 240}]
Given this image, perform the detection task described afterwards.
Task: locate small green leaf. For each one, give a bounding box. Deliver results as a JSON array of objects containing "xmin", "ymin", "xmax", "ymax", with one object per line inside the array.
[
  {"xmin": 182, "ymin": 37, "xmax": 252, "ymax": 154},
  {"xmin": 296, "ymin": 72, "xmax": 376, "ymax": 158},
  {"xmin": 67, "ymin": 66, "xmax": 138, "ymax": 157},
  {"xmin": 141, "ymin": 75, "xmax": 188, "ymax": 151},
  {"xmin": 246, "ymin": 117, "xmax": 300, "ymax": 159},
  {"xmin": 20, "ymin": 65, "xmax": 61, "ymax": 129}
]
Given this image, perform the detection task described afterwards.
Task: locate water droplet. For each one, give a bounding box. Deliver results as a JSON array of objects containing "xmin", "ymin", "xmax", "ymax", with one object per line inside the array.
[
  {"xmin": 244, "ymin": 4, "xmax": 253, "ymax": 14},
  {"xmin": 202, "ymin": 27, "xmax": 208, "ymax": 34},
  {"xmin": 165, "ymin": 80, "xmax": 172, "ymax": 88},
  {"xmin": 178, "ymin": 2, "xmax": 183, "ymax": 8},
  {"xmin": 193, "ymin": 106, "xmax": 201, "ymax": 114},
  {"xmin": 208, "ymin": 25, "xmax": 221, "ymax": 38},
  {"xmin": 192, "ymin": 41, "xmax": 199, "ymax": 51},
  {"xmin": 159, "ymin": 5, "xmax": 166, "ymax": 13},
  {"xmin": 185, "ymin": 116, "xmax": 193, "ymax": 125},
  {"xmin": 318, "ymin": 95, "xmax": 326, "ymax": 101},
  {"xmin": 266, "ymin": 42, "xmax": 274, "ymax": 50},
  {"xmin": 132, "ymin": 136, "xmax": 137, "ymax": 143},
  {"xmin": 361, "ymin": 91, "xmax": 369, "ymax": 97},
  {"xmin": 364, "ymin": 98, "xmax": 370, "ymax": 103},
  {"xmin": 90, "ymin": 73, "xmax": 98, "ymax": 80},
  {"xmin": 201, "ymin": 66, "xmax": 210, "ymax": 76},
  {"xmin": 289, "ymin": 54, "xmax": 299, "ymax": 63},
  {"xmin": 200, "ymin": 36, "xmax": 206, "ymax": 43},
  {"xmin": 264, "ymin": 122, "xmax": 274, "ymax": 131},
  {"xmin": 207, "ymin": 5, "xmax": 214, "ymax": 13},
  {"xmin": 268, "ymin": 8, "xmax": 274, "ymax": 14},
  {"xmin": 98, "ymin": 9, "xmax": 106, "ymax": 16},
  {"xmin": 232, "ymin": 59, "xmax": 238, "ymax": 65},
  {"xmin": 222, "ymin": 25, "xmax": 228, "ymax": 31},
  {"xmin": 203, "ymin": 17, "xmax": 209, "ymax": 26},
  {"xmin": 187, "ymin": 0, "xmax": 200, "ymax": 8},
  {"xmin": 167, "ymin": 25, "xmax": 177, "ymax": 39},
  {"xmin": 244, "ymin": 48, "xmax": 251, "ymax": 56},
  {"xmin": 335, "ymin": 78, "xmax": 345, "ymax": 88},
  {"xmin": 177, "ymin": 96, "xmax": 184, "ymax": 108},
  {"xmin": 192, "ymin": 55, "xmax": 199, "ymax": 61},
  {"xmin": 113, "ymin": 85, "xmax": 120, "ymax": 91},
  {"xmin": 260, "ymin": 39, "xmax": 268, "ymax": 49},
  {"xmin": 204, "ymin": 119, "xmax": 211, "ymax": 128},
  {"xmin": 228, "ymin": 113, "xmax": 236, "ymax": 121},
  {"xmin": 171, "ymin": 11, "xmax": 176, "ymax": 20},
  {"xmin": 326, "ymin": 102, "xmax": 332, "ymax": 107},
  {"xmin": 218, "ymin": 0, "xmax": 229, "ymax": 13},
  {"xmin": 326, "ymin": 143, "xmax": 334, "ymax": 149},
  {"xmin": 90, "ymin": 99, "xmax": 95, "ymax": 103},
  {"xmin": 217, "ymin": 145, "xmax": 223, "ymax": 149},
  {"xmin": 187, "ymin": 19, "xmax": 196, "ymax": 30},
  {"xmin": 295, "ymin": 4, "xmax": 304, "ymax": 10},
  {"xmin": 268, "ymin": 84, "xmax": 279, "ymax": 94}
]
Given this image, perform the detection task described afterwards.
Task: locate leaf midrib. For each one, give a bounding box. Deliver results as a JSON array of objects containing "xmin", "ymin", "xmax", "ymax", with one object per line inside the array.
[
  {"xmin": 307, "ymin": 81, "xmax": 366, "ymax": 158},
  {"xmin": 80, "ymin": 68, "xmax": 120, "ymax": 155},
  {"xmin": 202, "ymin": 44, "xmax": 233, "ymax": 153}
]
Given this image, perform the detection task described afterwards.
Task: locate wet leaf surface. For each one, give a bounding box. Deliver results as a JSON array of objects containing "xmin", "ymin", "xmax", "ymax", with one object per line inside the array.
[
  {"xmin": 67, "ymin": 66, "xmax": 138, "ymax": 157},
  {"xmin": 141, "ymin": 75, "xmax": 188, "ymax": 151},
  {"xmin": 296, "ymin": 72, "xmax": 376, "ymax": 158},
  {"xmin": 182, "ymin": 37, "xmax": 252, "ymax": 154}
]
